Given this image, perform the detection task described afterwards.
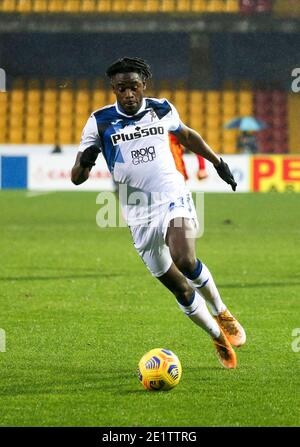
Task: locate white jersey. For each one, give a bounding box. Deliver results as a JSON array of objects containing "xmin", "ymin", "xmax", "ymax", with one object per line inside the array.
[{"xmin": 79, "ymin": 97, "xmax": 189, "ymax": 225}]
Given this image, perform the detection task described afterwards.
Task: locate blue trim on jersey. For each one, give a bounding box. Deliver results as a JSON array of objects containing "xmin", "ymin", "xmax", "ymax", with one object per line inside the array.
[
  {"xmin": 146, "ymin": 98, "xmax": 171, "ymax": 119},
  {"xmin": 171, "ymin": 122, "xmax": 182, "ymax": 134},
  {"xmin": 93, "ymin": 106, "xmax": 126, "ymax": 172}
]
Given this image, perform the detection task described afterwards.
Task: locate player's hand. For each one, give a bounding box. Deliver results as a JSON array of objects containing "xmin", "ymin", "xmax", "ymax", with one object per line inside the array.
[
  {"xmin": 79, "ymin": 145, "xmax": 100, "ymax": 169},
  {"xmin": 214, "ymin": 158, "xmax": 237, "ymax": 191}
]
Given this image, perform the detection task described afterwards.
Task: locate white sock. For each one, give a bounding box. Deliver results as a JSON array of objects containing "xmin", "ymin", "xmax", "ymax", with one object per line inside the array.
[
  {"xmin": 186, "ymin": 261, "xmax": 226, "ymax": 316},
  {"xmin": 177, "ymin": 291, "xmax": 221, "ymax": 339}
]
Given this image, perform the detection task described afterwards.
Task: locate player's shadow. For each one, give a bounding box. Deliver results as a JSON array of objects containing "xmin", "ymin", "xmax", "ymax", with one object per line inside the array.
[{"xmin": 0, "ymin": 367, "xmax": 137, "ymax": 397}]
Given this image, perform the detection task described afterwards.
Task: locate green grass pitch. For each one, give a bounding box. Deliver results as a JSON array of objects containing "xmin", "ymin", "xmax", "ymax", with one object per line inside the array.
[{"xmin": 0, "ymin": 191, "xmax": 299, "ymax": 427}]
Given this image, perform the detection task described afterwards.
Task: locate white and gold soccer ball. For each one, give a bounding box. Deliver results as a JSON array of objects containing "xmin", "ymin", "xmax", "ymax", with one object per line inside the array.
[{"xmin": 138, "ymin": 348, "xmax": 182, "ymax": 391}]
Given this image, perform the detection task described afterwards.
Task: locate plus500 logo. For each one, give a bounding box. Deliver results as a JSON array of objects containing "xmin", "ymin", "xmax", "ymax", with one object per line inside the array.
[{"xmin": 111, "ymin": 126, "xmax": 164, "ymax": 146}]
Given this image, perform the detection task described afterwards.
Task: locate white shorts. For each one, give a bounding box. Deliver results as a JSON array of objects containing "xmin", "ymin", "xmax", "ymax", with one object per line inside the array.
[{"xmin": 129, "ymin": 192, "xmax": 199, "ymax": 277}]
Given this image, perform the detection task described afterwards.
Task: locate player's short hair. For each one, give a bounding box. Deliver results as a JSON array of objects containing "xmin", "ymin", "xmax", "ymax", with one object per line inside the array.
[{"xmin": 105, "ymin": 57, "xmax": 152, "ymax": 81}]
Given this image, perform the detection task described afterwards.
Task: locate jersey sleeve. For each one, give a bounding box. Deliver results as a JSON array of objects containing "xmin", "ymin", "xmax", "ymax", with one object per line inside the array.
[
  {"xmin": 78, "ymin": 114, "xmax": 101, "ymax": 152},
  {"xmin": 166, "ymin": 101, "xmax": 183, "ymax": 132}
]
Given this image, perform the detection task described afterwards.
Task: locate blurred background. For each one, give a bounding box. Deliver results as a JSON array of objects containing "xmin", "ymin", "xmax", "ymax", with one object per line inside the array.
[{"xmin": 0, "ymin": 0, "xmax": 299, "ymax": 191}]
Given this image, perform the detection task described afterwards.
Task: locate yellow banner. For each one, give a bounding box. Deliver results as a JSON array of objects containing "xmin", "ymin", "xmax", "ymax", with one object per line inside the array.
[{"xmin": 251, "ymin": 155, "xmax": 300, "ymax": 192}]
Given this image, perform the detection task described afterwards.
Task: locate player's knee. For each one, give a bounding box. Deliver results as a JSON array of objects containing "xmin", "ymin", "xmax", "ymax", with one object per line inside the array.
[{"xmin": 173, "ymin": 254, "xmax": 196, "ymax": 276}]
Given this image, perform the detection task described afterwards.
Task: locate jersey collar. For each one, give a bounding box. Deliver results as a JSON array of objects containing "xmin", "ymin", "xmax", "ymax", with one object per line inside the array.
[{"xmin": 115, "ymin": 98, "xmax": 147, "ymax": 117}]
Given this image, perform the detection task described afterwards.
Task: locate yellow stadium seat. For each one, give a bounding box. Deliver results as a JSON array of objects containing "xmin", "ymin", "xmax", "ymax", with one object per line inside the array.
[
  {"xmin": 225, "ymin": 0, "xmax": 239, "ymax": 12},
  {"xmin": 207, "ymin": 0, "xmax": 225, "ymax": 12},
  {"xmin": 190, "ymin": 114, "xmax": 205, "ymax": 129},
  {"xmin": 58, "ymin": 113, "xmax": 73, "ymax": 126},
  {"xmin": 26, "ymin": 115, "xmax": 40, "ymax": 128},
  {"xmin": 25, "ymin": 129, "xmax": 40, "ymax": 144},
  {"xmin": 144, "ymin": 0, "xmax": 160, "ymax": 12},
  {"xmin": 10, "ymin": 89, "xmax": 25, "ymax": 104},
  {"xmin": 190, "ymin": 90, "xmax": 205, "ymax": 104},
  {"xmin": 239, "ymin": 90, "xmax": 252, "ymax": 104},
  {"xmin": 145, "ymin": 88, "xmax": 155, "ymax": 98},
  {"xmin": 58, "ymin": 103, "xmax": 73, "ymax": 116},
  {"xmin": 206, "ymin": 115, "xmax": 222, "ymax": 129},
  {"xmin": 27, "ymin": 89, "xmax": 41, "ymax": 104},
  {"xmin": 32, "ymin": 0, "xmax": 48, "ymax": 12},
  {"xmin": 48, "ymin": 0, "xmax": 64, "ymax": 12},
  {"xmin": 75, "ymin": 117, "xmax": 88, "ymax": 133},
  {"xmin": 95, "ymin": 0, "xmax": 111, "ymax": 12},
  {"xmin": 64, "ymin": 0, "xmax": 81, "ymax": 11},
  {"xmin": 92, "ymin": 89, "xmax": 106, "ymax": 109},
  {"xmin": 174, "ymin": 90, "xmax": 188, "ymax": 113},
  {"xmin": 222, "ymin": 90, "xmax": 236, "ymax": 103},
  {"xmin": 127, "ymin": 0, "xmax": 145, "ymax": 11},
  {"xmin": 43, "ymin": 89, "xmax": 57, "ymax": 105},
  {"xmin": 57, "ymin": 129, "xmax": 73, "ymax": 144},
  {"xmin": 158, "ymin": 89, "xmax": 173, "ymax": 102},
  {"xmin": 111, "ymin": 0, "xmax": 127, "ymax": 12},
  {"xmin": 42, "ymin": 128, "xmax": 56, "ymax": 144},
  {"xmin": 160, "ymin": 0, "xmax": 175, "ymax": 12},
  {"xmin": 75, "ymin": 89, "xmax": 90, "ymax": 104},
  {"xmin": 239, "ymin": 103, "xmax": 253, "ymax": 116},
  {"xmin": 206, "ymin": 91, "xmax": 221, "ymax": 105},
  {"xmin": 27, "ymin": 102, "xmax": 41, "ymax": 115},
  {"xmin": 223, "ymin": 102, "xmax": 237, "ymax": 115},
  {"xmin": 43, "ymin": 103, "xmax": 57, "ymax": 116},
  {"xmin": 191, "ymin": 0, "xmax": 206, "ymax": 12},
  {"xmin": 206, "ymin": 129, "xmax": 222, "ymax": 148},
  {"xmin": 0, "ymin": 130, "xmax": 8, "ymax": 144},
  {"xmin": 0, "ymin": 116, "xmax": 6, "ymax": 129},
  {"xmin": 1, "ymin": 0, "xmax": 16, "ymax": 12},
  {"xmin": 177, "ymin": 0, "xmax": 190, "ymax": 12},
  {"xmin": 222, "ymin": 129, "xmax": 238, "ymax": 153},
  {"xmin": 8, "ymin": 129, "xmax": 23, "ymax": 143},
  {"xmin": 206, "ymin": 102, "xmax": 221, "ymax": 116},
  {"xmin": 107, "ymin": 90, "xmax": 116, "ymax": 104},
  {"xmin": 81, "ymin": 0, "xmax": 96, "ymax": 12},
  {"xmin": 16, "ymin": 0, "xmax": 32, "ymax": 12},
  {"xmin": 59, "ymin": 90, "xmax": 73, "ymax": 103},
  {"xmin": 0, "ymin": 94, "xmax": 8, "ymax": 113},
  {"xmin": 42, "ymin": 115, "xmax": 56, "ymax": 129}
]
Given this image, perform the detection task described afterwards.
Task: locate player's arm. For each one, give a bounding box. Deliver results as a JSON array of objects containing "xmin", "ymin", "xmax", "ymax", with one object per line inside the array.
[
  {"xmin": 71, "ymin": 146, "xmax": 100, "ymax": 185},
  {"xmin": 71, "ymin": 114, "xmax": 101, "ymax": 185},
  {"xmin": 173, "ymin": 123, "xmax": 237, "ymax": 191}
]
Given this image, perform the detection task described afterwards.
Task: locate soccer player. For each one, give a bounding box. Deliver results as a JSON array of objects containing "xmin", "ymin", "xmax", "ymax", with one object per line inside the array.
[{"xmin": 71, "ymin": 57, "xmax": 246, "ymax": 369}]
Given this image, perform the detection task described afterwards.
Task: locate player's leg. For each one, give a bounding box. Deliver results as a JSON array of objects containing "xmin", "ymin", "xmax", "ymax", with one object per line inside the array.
[
  {"xmin": 166, "ymin": 217, "xmax": 246, "ymax": 347},
  {"xmin": 157, "ymin": 263, "xmax": 236, "ymax": 369}
]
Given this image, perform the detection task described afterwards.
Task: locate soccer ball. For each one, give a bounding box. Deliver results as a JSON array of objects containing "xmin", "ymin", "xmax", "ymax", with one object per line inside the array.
[{"xmin": 138, "ymin": 348, "xmax": 182, "ymax": 391}]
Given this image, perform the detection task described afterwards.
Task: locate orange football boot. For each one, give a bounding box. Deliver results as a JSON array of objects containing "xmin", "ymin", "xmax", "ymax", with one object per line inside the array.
[
  {"xmin": 213, "ymin": 328, "xmax": 237, "ymax": 369},
  {"xmin": 215, "ymin": 309, "xmax": 246, "ymax": 348}
]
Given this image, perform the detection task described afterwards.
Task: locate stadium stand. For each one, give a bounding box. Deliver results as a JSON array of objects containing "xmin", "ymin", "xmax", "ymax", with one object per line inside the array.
[
  {"xmin": 0, "ymin": 79, "xmax": 291, "ymax": 153},
  {"xmin": 0, "ymin": 0, "xmax": 273, "ymax": 14}
]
